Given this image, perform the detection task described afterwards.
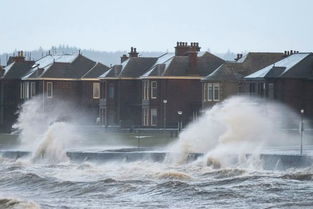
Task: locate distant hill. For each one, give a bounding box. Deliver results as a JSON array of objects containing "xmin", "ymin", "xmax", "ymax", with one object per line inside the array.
[{"xmin": 0, "ymin": 45, "xmax": 237, "ymax": 67}]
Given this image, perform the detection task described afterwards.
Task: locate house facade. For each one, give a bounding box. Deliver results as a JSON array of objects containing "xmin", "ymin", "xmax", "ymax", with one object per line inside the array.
[
  {"xmin": 99, "ymin": 48, "xmax": 159, "ymax": 128},
  {"xmin": 245, "ymin": 52, "xmax": 313, "ymax": 120},
  {"xmin": 140, "ymin": 42, "xmax": 225, "ymax": 128},
  {"xmin": 202, "ymin": 52, "xmax": 286, "ymax": 108},
  {"xmin": 21, "ymin": 53, "xmax": 108, "ymax": 123}
]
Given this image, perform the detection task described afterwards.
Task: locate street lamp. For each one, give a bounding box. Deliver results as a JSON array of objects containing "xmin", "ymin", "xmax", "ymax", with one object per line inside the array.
[
  {"xmin": 163, "ymin": 100, "xmax": 167, "ymax": 130},
  {"xmin": 300, "ymin": 109, "xmax": 304, "ymax": 155},
  {"xmin": 177, "ymin": 111, "xmax": 183, "ymax": 132}
]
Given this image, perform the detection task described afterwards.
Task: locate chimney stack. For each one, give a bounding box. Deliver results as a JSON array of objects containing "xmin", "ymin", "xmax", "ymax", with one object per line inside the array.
[
  {"xmin": 186, "ymin": 42, "xmax": 201, "ymax": 75},
  {"xmin": 128, "ymin": 47, "xmax": 139, "ymax": 58},
  {"xmin": 120, "ymin": 54, "xmax": 128, "ymax": 63},
  {"xmin": 9, "ymin": 50, "xmax": 26, "ymax": 63},
  {"xmin": 175, "ymin": 41, "xmax": 190, "ymax": 56}
]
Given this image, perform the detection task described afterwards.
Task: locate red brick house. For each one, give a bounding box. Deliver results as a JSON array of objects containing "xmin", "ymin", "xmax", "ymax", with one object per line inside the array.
[
  {"xmin": 202, "ymin": 52, "xmax": 286, "ymax": 108},
  {"xmin": 0, "ymin": 51, "xmax": 34, "ymax": 131},
  {"xmin": 140, "ymin": 42, "xmax": 225, "ymax": 128},
  {"xmin": 22, "ymin": 53, "xmax": 108, "ymax": 123},
  {"xmin": 245, "ymin": 52, "xmax": 313, "ymax": 120},
  {"xmin": 99, "ymin": 47, "xmax": 160, "ymax": 128}
]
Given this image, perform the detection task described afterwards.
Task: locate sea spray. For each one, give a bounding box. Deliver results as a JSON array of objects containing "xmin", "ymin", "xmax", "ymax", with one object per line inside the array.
[
  {"xmin": 31, "ymin": 122, "xmax": 76, "ymax": 163},
  {"xmin": 167, "ymin": 96, "xmax": 299, "ymax": 168},
  {"xmin": 13, "ymin": 97, "xmax": 83, "ymax": 163}
]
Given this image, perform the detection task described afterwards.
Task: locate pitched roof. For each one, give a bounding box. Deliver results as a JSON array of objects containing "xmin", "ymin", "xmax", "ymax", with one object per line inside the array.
[
  {"xmin": 82, "ymin": 62, "xmax": 110, "ymax": 78},
  {"xmin": 2, "ymin": 60, "xmax": 35, "ymax": 79},
  {"xmin": 245, "ymin": 53, "xmax": 313, "ymax": 80},
  {"xmin": 23, "ymin": 54, "xmax": 97, "ymax": 79},
  {"xmin": 141, "ymin": 52, "xmax": 225, "ymax": 78},
  {"xmin": 100, "ymin": 55, "xmax": 160, "ymax": 78},
  {"xmin": 203, "ymin": 52, "xmax": 285, "ymax": 82},
  {"xmin": 204, "ymin": 62, "xmax": 244, "ymax": 82}
]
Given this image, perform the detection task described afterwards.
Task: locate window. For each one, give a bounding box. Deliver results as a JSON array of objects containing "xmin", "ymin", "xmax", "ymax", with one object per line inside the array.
[
  {"xmin": 102, "ymin": 82, "xmax": 106, "ymax": 99},
  {"xmin": 208, "ymin": 84, "xmax": 213, "ymax": 101},
  {"xmin": 93, "ymin": 82, "xmax": 100, "ymax": 99},
  {"xmin": 21, "ymin": 82, "xmax": 30, "ymax": 99},
  {"xmin": 109, "ymin": 83, "xmax": 114, "ymax": 99},
  {"xmin": 206, "ymin": 83, "xmax": 220, "ymax": 101},
  {"xmin": 203, "ymin": 83, "xmax": 208, "ymax": 101},
  {"xmin": 268, "ymin": 83, "xmax": 274, "ymax": 99},
  {"xmin": 150, "ymin": 108, "xmax": 157, "ymax": 126},
  {"xmin": 25, "ymin": 82, "xmax": 29, "ymax": 99},
  {"xmin": 151, "ymin": 81, "xmax": 157, "ymax": 99},
  {"xmin": 143, "ymin": 108, "xmax": 149, "ymax": 126},
  {"xmin": 20, "ymin": 83, "xmax": 23, "ymax": 99},
  {"xmin": 143, "ymin": 80, "xmax": 149, "ymax": 100},
  {"xmin": 47, "ymin": 82, "xmax": 53, "ymax": 98},
  {"xmin": 30, "ymin": 82, "xmax": 36, "ymax": 97},
  {"xmin": 213, "ymin": 83, "xmax": 220, "ymax": 101}
]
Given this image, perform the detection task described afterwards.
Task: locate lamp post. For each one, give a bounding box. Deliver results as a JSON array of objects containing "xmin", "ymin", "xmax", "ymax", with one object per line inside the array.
[
  {"xmin": 163, "ymin": 99, "xmax": 167, "ymax": 131},
  {"xmin": 300, "ymin": 109, "xmax": 304, "ymax": 155},
  {"xmin": 177, "ymin": 111, "xmax": 183, "ymax": 132}
]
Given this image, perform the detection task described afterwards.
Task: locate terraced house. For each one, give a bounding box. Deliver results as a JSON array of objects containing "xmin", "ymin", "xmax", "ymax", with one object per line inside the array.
[
  {"xmin": 21, "ymin": 53, "xmax": 108, "ymax": 123},
  {"xmin": 99, "ymin": 47, "xmax": 162, "ymax": 128},
  {"xmin": 245, "ymin": 52, "xmax": 313, "ymax": 120},
  {"xmin": 202, "ymin": 52, "xmax": 286, "ymax": 108},
  {"xmin": 140, "ymin": 42, "xmax": 225, "ymax": 128}
]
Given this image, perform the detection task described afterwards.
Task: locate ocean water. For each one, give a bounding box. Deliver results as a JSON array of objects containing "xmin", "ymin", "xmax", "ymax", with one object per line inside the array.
[
  {"xmin": 2, "ymin": 96, "xmax": 312, "ymax": 209},
  {"xmin": 1, "ymin": 155, "xmax": 313, "ymax": 209}
]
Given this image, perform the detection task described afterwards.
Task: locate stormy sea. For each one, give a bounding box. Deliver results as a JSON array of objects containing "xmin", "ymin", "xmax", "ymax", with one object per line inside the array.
[{"xmin": 1, "ymin": 96, "xmax": 313, "ymax": 209}]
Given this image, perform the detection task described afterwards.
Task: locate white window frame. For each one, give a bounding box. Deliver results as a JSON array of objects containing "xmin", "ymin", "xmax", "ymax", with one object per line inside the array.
[
  {"xmin": 203, "ymin": 83, "xmax": 208, "ymax": 101},
  {"xmin": 93, "ymin": 82, "xmax": 100, "ymax": 99},
  {"xmin": 213, "ymin": 83, "xmax": 220, "ymax": 101},
  {"xmin": 208, "ymin": 84, "xmax": 213, "ymax": 101},
  {"xmin": 47, "ymin": 82, "xmax": 53, "ymax": 98},
  {"xmin": 206, "ymin": 83, "xmax": 220, "ymax": 102},
  {"xmin": 150, "ymin": 81, "xmax": 157, "ymax": 99},
  {"xmin": 150, "ymin": 108, "xmax": 157, "ymax": 126}
]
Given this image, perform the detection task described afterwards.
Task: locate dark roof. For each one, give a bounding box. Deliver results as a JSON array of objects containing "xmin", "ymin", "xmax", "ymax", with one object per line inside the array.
[
  {"xmin": 204, "ymin": 62, "xmax": 244, "ymax": 82},
  {"xmin": 82, "ymin": 62, "xmax": 110, "ymax": 78},
  {"xmin": 203, "ymin": 52, "xmax": 285, "ymax": 82},
  {"xmin": 245, "ymin": 53, "xmax": 313, "ymax": 80},
  {"xmin": 2, "ymin": 60, "xmax": 35, "ymax": 79},
  {"xmin": 24, "ymin": 54, "xmax": 97, "ymax": 79},
  {"xmin": 142, "ymin": 52, "xmax": 225, "ymax": 77},
  {"xmin": 100, "ymin": 56, "xmax": 159, "ymax": 78}
]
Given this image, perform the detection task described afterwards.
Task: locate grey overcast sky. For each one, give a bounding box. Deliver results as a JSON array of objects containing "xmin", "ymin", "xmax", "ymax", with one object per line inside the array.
[{"xmin": 0, "ymin": 0, "xmax": 312, "ymax": 53}]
